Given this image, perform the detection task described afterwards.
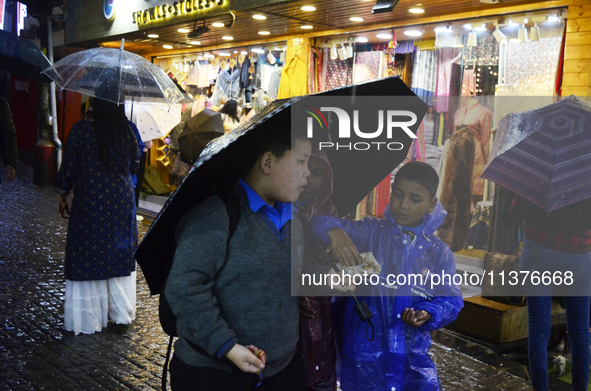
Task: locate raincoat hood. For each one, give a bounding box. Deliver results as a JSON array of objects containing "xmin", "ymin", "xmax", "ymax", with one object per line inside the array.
[{"xmin": 383, "ymin": 200, "xmax": 448, "ymax": 237}]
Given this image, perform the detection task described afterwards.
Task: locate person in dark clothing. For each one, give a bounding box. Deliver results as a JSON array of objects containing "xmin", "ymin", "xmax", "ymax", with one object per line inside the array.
[
  {"xmin": 511, "ymin": 196, "xmax": 591, "ymax": 391},
  {"xmin": 296, "ymin": 151, "xmax": 338, "ymax": 391},
  {"xmin": 56, "ymin": 95, "xmax": 139, "ymax": 335},
  {"xmin": 0, "ymin": 96, "xmax": 17, "ymax": 182},
  {"xmin": 164, "ymin": 127, "xmax": 312, "ymax": 391}
]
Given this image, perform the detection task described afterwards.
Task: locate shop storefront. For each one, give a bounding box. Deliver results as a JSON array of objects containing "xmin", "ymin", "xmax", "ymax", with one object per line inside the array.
[
  {"xmin": 52, "ymin": 0, "xmax": 591, "ymax": 382},
  {"xmin": 62, "ymin": 0, "xmax": 591, "ymax": 344}
]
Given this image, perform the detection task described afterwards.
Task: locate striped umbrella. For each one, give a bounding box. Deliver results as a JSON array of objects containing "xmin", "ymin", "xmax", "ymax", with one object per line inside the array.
[{"xmin": 482, "ymin": 95, "xmax": 591, "ymax": 212}]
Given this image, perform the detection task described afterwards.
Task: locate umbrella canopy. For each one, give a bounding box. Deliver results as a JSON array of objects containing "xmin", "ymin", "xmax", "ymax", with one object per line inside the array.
[
  {"xmin": 300, "ymin": 77, "xmax": 428, "ymax": 216},
  {"xmin": 0, "ymin": 29, "xmax": 51, "ymax": 82},
  {"xmin": 41, "ymin": 43, "xmax": 184, "ymax": 105},
  {"xmin": 136, "ymin": 76, "xmax": 428, "ymax": 295},
  {"xmin": 482, "ymin": 95, "xmax": 591, "ymax": 212},
  {"xmin": 125, "ymin": 103, "xmax": 182, "ymax": 142},
  {"xmin": 178, "ymin": 108, "xmax": 224, "ymax": 165}
]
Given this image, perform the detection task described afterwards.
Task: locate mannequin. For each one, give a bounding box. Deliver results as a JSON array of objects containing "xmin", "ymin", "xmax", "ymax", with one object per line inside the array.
[
  {"xmin": 438, "ymin": 126, "xmax": 475, "ymax": 251},
  {"xmin": 453, "ymin": 98, "xmax": 492, "ymax": 204}
]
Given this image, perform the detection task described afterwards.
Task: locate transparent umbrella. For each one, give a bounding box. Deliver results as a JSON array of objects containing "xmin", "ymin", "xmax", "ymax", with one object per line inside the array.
[{"xmin": 41, "ymin": 40, "xmax": 184, "ymax": 105}]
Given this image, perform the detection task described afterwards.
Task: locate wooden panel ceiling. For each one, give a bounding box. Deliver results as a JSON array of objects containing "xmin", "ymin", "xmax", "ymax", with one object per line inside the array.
[{"xmin": 97, "ymin": 0, "xmax": 562, "ymax": 55}]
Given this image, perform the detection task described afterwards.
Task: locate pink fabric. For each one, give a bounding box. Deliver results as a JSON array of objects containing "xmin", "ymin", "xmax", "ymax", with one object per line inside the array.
[
  {"xmin": 434, "ymin": 48, "xmax": 461, "ymax": 113},
  {"xmin": 353, "ymin": 51, "xmax": 381, "ymax": 83},
  {"xmin": 191, "ymin": 95, "xmax": 206, "ymax": 118}
]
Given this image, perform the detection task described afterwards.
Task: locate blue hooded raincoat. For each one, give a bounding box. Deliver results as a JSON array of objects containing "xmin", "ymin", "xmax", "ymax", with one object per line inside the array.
[{"xmin": 312, "ymin": 202, "xmax": 463, "ymax": 391}]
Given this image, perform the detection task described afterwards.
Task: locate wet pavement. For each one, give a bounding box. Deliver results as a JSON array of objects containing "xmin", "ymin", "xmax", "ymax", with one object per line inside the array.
[{"xmin": 0, "ymin": 165, "xmax": 536, "ymax": 390}]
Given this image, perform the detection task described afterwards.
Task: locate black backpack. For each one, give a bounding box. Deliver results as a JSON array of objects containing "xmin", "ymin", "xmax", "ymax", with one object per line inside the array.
[{"xmin": 159, "ymin": 190, "xmax": 241, "ymax": 390}]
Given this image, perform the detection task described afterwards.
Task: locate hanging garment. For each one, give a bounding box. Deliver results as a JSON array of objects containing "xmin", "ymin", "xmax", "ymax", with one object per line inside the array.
[
  {"xmin": 395, "ymin": 40, "xmax": 416, "ymax": 54},
  {"xmin": 453, "ymin": 101, "xmax": 492, "ymax": 196},
  {"xmin": 278, "ymin": 55, "xmax": 308, "ymax": 98},
  {"xmin": 190, "ymin": 95, "xmax": 206, "ymax": 118},
  {"xmin": 352, "ymin": 51, "xmax": 382, "ymax": 83},
  {"xmin": 461, "ymin": 68, "xmax": 476, "ymax": 97},
  {"xmin": 438, "ymin": 127, "xmax": 475, "ymax": 251},
  {"xmin": 308, "ymin": 47, "xmax": 316, "ymax": 94},
  {"xmin": 324, "ymin": 55, "xmax": 353, "ymax": 91},
  {"xmin": 196, "ymin": 61, "xmax": 210, "ymax": 88},
  {"xmin": 462, "ymin": 64, "xmax": 498, "ymax": 109},
  {"xmin": 488, "ymin": 186, "xmax": 521, "ymax": 255},
  {"xmin": 186, "ymin": 63, "xmax": 199, "ymax": 85},
  {"xmin": 464, "ymin": 33, "xmax": 500, "ymax": 66},
  {"xmin": 505, "ymin": 37, "xmax": 561, "ymax": 86},
  {"xmin": 267, "ymin": 68, "xmax": 282, "ymax": 101},
  {"xmin": 259, "ymin": 63, "xmax": 276, "ymax": 92},
  {"xmin": 240, "ymin": 56, "xmax": 252, "ymax": 89},
  {"xmin": 434, "ymin": 48, "xmax": 461, "ymax": 113},
  {"xmin": 422, "ymin": 110, "xmax": 436, "ymax": 146},
  {"xmin": 464, "ymin": 200, "xmax": 493, "ymax": 250},
  {"xmin": 425, "ymin": 144, "xmax": 444, "ymax": 175},
  {"xmin": 210, "ymin": 69, "xmax": 241, "ymax": 106},
  {"xmin": 411, "ymin": 50, "xmax": 438, "ymax": 106},
  {"xmin": 320, "ymin": 48, "xmax": 329, "ymax": 92},
  {"xmin": 316, "ymin": 47, "xmax": 324, "ymax": 92}
]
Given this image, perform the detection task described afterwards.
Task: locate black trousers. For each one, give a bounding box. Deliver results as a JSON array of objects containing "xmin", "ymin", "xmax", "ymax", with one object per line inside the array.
[{"xmin": 170, "ymin": 353, "xmax": 305, "ymax": 391}]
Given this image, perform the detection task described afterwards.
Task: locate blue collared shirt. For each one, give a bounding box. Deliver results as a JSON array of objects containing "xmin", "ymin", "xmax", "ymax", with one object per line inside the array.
[{"xmin": 238, "ymin": 178, "xmax": 292, "ymax": 232}]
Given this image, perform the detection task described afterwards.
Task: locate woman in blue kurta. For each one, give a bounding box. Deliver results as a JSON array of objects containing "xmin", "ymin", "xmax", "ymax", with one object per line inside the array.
[{"xmin": 56, "ymin": 96, "xmax": 140, "ymax": 335}]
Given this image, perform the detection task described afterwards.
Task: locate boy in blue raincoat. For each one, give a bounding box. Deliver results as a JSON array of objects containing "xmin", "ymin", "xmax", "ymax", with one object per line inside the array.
[{"xmin": 312, "ymin": 161, "xmax": 463, "ymax": 391}]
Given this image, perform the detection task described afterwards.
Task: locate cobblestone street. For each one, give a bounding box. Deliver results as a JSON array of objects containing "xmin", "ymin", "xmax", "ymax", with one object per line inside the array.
[{"xmin": 0, "ymin": 165, "xmax": 534, "ymax": 390}]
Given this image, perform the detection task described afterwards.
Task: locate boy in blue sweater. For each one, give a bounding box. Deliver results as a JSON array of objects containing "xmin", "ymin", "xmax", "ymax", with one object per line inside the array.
[{"xmin": 312, "ymin": 161, "xmax": 463, "ymax": 391}]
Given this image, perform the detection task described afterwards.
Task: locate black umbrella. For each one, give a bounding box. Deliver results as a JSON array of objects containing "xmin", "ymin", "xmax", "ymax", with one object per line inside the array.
[
  {"xmin": 136, "ymin": 76, "xmax": 428, "ymax": 295},
  {"xmin": 302, "ymin": 77, "xmax": 427, "ymax": 216},
  {"xmin": 178, "ymin": 108, "xmax": 224, "ymax": 165},
  {"xmin": 0, "ymin": 29, "xmax": 51, "ymax": 82}
]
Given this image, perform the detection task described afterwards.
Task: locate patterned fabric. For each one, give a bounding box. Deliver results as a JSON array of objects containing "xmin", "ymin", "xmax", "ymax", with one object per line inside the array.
[
  {"xmin": 505, "ymin": 37, "xmax": 561, "ymax": 85},
  {"xmin": 353, "ymin": 51, "xmax": 382, "ymax": 83},
  {"xmin": 308, "ymin": 47, "xmax": 316, "ymax": 94},
  {"xmin": 461, "ymin": 68, "xmax": 476, "ymax": 96},
  {"xmin": 511, "ymin": 196, "xmax": 591, "ymax": 254},
  {"xmin": 324, "ymin": 52, "xmax": 353, "ymax": 91},
  {"xmin": 55, "ymin": 120, "xmax": 138, "ymax": 281},
  {"xmin": 267, "ymin": 68, "xmax": 282, "ymax": 101},
  {"xmin": 464, "ymin": 33, "xmax": 499, "ymax": 65},
  {"xmin": 316, "ymin": 47, "xmax": 324, "ymax": 92},
  {"xmin": 411, "ymin": 50, "xmax": 438, "ymax": 106}
]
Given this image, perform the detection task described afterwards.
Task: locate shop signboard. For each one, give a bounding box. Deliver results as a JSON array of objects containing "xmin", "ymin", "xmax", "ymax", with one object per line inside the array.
[{"xmin": 66, "ymin": 0, "xmax": 293, "ymax": 45}]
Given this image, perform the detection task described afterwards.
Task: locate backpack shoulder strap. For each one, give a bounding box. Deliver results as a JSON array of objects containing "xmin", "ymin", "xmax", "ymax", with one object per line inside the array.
[{"xmin": 221, "ymin": 190, "xmax": 240, "ymax": 241}]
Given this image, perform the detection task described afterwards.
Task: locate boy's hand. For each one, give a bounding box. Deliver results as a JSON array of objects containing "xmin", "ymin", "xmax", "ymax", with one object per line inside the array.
[
  {"xmin": 327, "ymin": 228, "xmax": 363, "ymax": 267},
  {"xmin": 401, "ymin": 308, "xmax": 431, "ymax": 327},
  {"xmin": 225, "ymin": 343, "xmax": 265, "ymax": 373}
]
